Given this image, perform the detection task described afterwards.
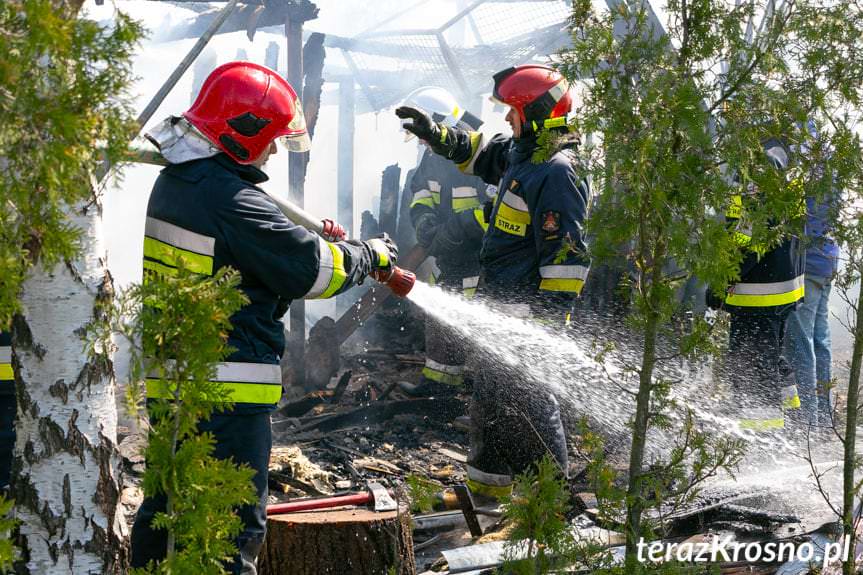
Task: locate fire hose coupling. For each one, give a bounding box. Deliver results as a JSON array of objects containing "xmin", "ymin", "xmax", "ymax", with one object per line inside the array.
[
  {"xmin": 372, "ymin": 266, "xmax": 416, "ymax": 298},
  {"xmin": 320, "ymin": 218, "xmax": 346, "ymax": 242}
]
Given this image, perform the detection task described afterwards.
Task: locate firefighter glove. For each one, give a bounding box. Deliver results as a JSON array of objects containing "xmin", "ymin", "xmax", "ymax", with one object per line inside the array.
[
  {"xmin": 414, "ymin": 213, "xmax": 439, "ymax": 248},
  {"xmin": 428, "ymin": 218, "xmax": 462, "ymax": 257},
  {"xmin": 364, "ymin": 233, "xmax": 399, "ymax": 271},
  {"xmin": 396, "ymin": 106, "xmax": 457, "ymax": 158}
]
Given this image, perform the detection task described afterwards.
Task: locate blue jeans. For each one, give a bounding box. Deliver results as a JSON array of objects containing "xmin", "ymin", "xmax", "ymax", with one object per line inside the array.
[{"xmin": 784, "ymin": 275, "xmax": 833, "ymax": 425}]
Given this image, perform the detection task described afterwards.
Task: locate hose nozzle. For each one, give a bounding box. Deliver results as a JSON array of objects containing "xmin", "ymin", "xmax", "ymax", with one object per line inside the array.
[{"xmin": 372, "ymin": 266, "xmax": 415, "ymax": 297}]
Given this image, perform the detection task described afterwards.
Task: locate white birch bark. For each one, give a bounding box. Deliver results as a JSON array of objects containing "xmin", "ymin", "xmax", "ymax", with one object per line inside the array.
[{"xmin": 12, "ymin": 200, "xmax": 124, "ymax": 573}]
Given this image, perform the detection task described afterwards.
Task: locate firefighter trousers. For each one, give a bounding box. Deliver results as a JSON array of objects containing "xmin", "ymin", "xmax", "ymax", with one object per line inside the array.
[
  {"xmin": 130, "ymin": 411, "xmax": 271, "ymax": 575},
  {"xmin": 465, "ymin": 355, "xmax": 568, "ymax": 497},
  {"xmin": 0, "ymin": 392, "xmax": 14, "ymax": 489},
  {"xmin": 421, "ymin": 277, "xmax": 473, "ymax": 389},
  {"xmin": 725, "ymin": 312, "xmax": 799, "ymax": 429}
]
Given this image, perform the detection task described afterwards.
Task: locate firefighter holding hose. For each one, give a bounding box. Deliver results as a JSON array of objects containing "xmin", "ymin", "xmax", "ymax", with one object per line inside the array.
[
  {"xmin": 132, "ymin": 62, "xmax": 399, "ymax": 574},
  {"xmin": 397, "ymin": 65, "xmax": 591, "ymax": 501}
]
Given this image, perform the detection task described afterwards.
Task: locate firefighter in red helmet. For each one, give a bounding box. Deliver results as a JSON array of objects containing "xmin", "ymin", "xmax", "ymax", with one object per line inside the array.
[
  {"xmin": 397, "ymin": 64, "xmax": 591, "ymax": 501},
  {"xmin": 132, "ymin": 62, "xmax": 398, "ymax": 574}
]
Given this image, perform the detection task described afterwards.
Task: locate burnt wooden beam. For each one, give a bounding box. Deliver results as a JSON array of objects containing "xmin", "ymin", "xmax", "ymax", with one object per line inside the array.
[{"xmin": 378, "ymin": 164, "xmax": 401, "ymax": 237}]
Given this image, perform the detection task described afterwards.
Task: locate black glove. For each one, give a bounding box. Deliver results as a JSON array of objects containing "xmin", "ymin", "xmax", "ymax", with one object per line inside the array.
[
  {"xmin": 395, "ymin": 106, "xmax": 457, "ymax": 158},
  {"xmin": 482, "ymin": 200, "xmax": 494, "ymax": 226},
  {"xmin": 363, "ymin": 233, "xmax": 399, "ymax": 271},
  {"xmin": 414, "ymin": 212, "xmax": 439, "ymax": 248},
  {"xmin": 427, "ymin": 218, "xmax": 462, "ymax": 257}
]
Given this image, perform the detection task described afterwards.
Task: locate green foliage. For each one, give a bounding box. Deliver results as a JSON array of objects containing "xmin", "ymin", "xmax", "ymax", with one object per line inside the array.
[
  {"xmin": 405, "ymin": 474, "xmax": 441, "ymax": 514},
  {"xmin": 0, "ymin": 0, "xmax": 143, "ymax": 326},
  {"xmin": 105, "ymin": 265, "xmax": 256, "ymax": 574},
  {"xmin": 0, "ymin": 495, "xmax": 17, "ymax": 572},
  {"xmin": 557, "ymin": 0, "xmax": 863, "ymax": 568},
  {"xmin": 500, "ymin": 455, "xmax": 613, "ymax": 574}
]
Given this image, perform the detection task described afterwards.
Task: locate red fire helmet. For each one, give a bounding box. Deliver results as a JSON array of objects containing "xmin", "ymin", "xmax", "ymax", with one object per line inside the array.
[
  {"xmin": 184, "ymin": 61, "xmax": 310, "ymax": 164},
  {"xmin": 491, "ymin": 64, "xmax": 572, "ymax": 132}
]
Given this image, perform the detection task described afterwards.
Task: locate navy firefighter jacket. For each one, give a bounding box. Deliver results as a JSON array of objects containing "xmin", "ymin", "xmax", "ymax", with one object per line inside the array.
[
  {"xmin": 144, "ymin": 153, "xmax": 371, "ymax": 413},
  {"xmin": 446, "ymin": 129, "xmax": 591, "ymax": 310}
]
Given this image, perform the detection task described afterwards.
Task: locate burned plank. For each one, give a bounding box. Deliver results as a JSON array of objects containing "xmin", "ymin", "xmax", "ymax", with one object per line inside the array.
[{"xmin": 297, "ymin": 397, "xmax": 465, "ymax": 434}]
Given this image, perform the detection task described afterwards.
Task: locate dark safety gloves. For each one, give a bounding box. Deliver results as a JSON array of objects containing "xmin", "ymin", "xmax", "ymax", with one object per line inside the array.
[
  {"xmin": 395, "ymin": 106, "xmax": 459, "ymax": 159},
  {"xmin": 414, "ymin": 212, "xmax": 439, "ymax": 248},
  {"xmin": 363, "ymin": 233, "xmax": 399, "ymax": 271}
]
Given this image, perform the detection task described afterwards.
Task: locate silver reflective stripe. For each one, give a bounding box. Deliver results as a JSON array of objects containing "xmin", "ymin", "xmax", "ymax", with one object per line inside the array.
[
  {"xmin": 782, "ymin": 385, "xmax": 799, "ymax": 399},
  {"xmin": 460, "ymin": 133, "xmax": 486, "ymax": 175},
  {"xmin": 305, "ymin": 237, "xmax": 335, "ymax": 298},
  {"xmin": 462, "ymin": 276, "xmax": 479, "ymax": 289},
  {"xmin": 149, "ymin": 361, "xmax": 281, "ymax": 384},
  {"xmin": 412, "ymin": 189, "xmax": 434, "ymax": 201},
  {"xmin": 733, "ymin": 275, "xmax": 803, "ymax": 296},
  {"xmin": 213, "ymin": 362, "xmax": 281, "ymax": 384},
  {"xmin": 498, "ymin": 303, "xmax": 531, "ymax": 318},
  {"xmin": 145, "ymin": 217, "xmax": 215, "ymax": 256},
  {"xmin": 425, "ymin": 358, "xmax": 463, "ymax": 375},
  {"xmin": 452, "ymin": 186, "xmax": 478, "ymax": 199},
  {"xmin": 428, "ymin": 180, "xmax": 441, "ymax": 192},
  {"xmin": 0, "ymin": 347, "xmax": 10, "ymax": 363},
  {"xmin": 467, "ymin": 465, "xmax": 512, "ymax": 486},
  {"xmin": 548, "ymin": 79, "xmax": 568, "ymax": 102},
  {"xmin": 539, "ymin": 265, "xmax": 590, "ymax": 280},
  {"xmin": 502, "ymin": 190, "xmax": 528, "ymax": 211}
]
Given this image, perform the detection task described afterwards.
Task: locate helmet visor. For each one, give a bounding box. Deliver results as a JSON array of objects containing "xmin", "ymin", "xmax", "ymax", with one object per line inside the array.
[
  {"xmin": 280, "ymin": 132, "xmax": 311, "ymax": 153},
  {"xmin": 279, "ymin": 104, "xmax": 311, "ymax": 152}
]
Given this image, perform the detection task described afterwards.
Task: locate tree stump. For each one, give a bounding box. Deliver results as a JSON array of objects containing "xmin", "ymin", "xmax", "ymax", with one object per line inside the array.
[{"xmin": 259, "ymin": 506, "xmax": 416, "ymax": 575}]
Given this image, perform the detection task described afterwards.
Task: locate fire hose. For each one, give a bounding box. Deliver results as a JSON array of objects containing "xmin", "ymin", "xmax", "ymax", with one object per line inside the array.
[
  {"xmin": 128, "ymin": 148, "xmax": 415, "ymax": 297},
  {"xmin": 262, "ymin": 192, "xmax": 415, "ymax": 297}
]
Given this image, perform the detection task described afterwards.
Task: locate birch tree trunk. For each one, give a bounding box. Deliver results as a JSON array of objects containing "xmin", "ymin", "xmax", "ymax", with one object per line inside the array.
[{"xmin": 11, "ymin": 201, "xmax": 124, "ymax": 573}]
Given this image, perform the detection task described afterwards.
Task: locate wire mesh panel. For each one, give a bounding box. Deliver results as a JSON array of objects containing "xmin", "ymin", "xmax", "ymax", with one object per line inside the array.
[
  {"xmin": 451, "ymin": 0, "xmax": 571, "ymax": 46},
  {"xmin": 342, "ymin": 0, "xmax": 572, "ymax": 111},
  {"xmin": 346, "ymin": 33, "xmax": 456, "ymax": 109}
]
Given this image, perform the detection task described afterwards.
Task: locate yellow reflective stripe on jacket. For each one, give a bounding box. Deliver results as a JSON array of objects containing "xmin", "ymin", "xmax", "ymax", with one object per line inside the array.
[
  {"xmin": 726, "ymin": 194, "xmax": 743, "ymax": 219},
  {"xmin": 146, "ymin": 379, "xmax": 282, "ymax": 405},
  {"xmin": 457, "ymin": 132, "xmax": 484, "ymax": 175},
  {"xmin": 473, "ymin": 208, "xmax": 489, "ymax": 232},
  {"xmin": 539, "ymin": 264, "xmax": 589, "ymax": 294},
  {"xmin": 144, "ymin": 217, "xmax": 215, "ymax": 277},
  {"xmin": 306, "ymin": 237, "xmax": 348, "ymax": 299},
  {"xmin": 0, "ymin": 346, "xmax": 11, "ymax": 381},
  {"xmin": 146, "ymin": 361, "xmax": 282, "ymax": 405},
  {"xmin": 495, "ymin": 191, "xmax": 530, "ymax": 237},
  {"xmin": 452, "ymin": 186, "xmax": 479, "ymax": 212},
  {"xmin": 143, "ymin": 259, "xmax": 180, "ymax": 279},
  {"xmin": 143, "ymin": 237, "xmax": 214, "ymax": 276},
  {"xmin": 539, "ymin": 278, "xmax": 585, "ymax": 294},
  {"xmin": 726, "ymin": 275, "xmax": 804, "ymax": 308},
  {"xmin": 409, "ymin": 189, "xmax": 441, "ymax": 209}
]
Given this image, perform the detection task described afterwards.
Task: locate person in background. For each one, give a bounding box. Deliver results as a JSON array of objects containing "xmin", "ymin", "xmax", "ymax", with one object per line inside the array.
[
  {"xmin": 402, "ymin": 86, "xmax": 489, "ymax": 397},
  {"xmin": 784, "ymin": 189, "xmax": 839, "ymax": 428}
]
